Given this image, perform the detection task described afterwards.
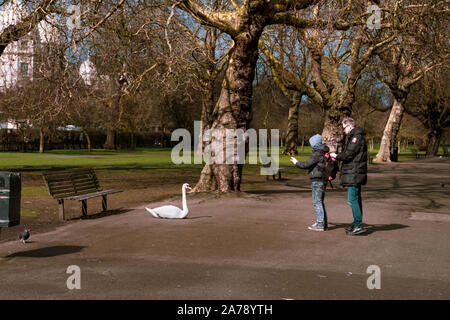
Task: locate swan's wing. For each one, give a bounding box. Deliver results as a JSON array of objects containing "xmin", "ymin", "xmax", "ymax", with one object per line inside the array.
[
  {"xmin": 145, "ymin": 207, "xmax": 159, "ymax": 218},
  {"xmin": 151, "ymin": 205, "xmax": 183, "ymax": 218}
]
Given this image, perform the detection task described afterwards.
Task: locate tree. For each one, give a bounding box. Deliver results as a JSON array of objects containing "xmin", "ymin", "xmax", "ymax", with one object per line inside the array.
[
  {"xmin": 259, "ymin": 1, "xmax": 396, "ymax": 153},
  {"xmin": 258, "ymin": 27, "xmax": 308, "ymax": 155},
  {"xmin": 176, "ymin": 0, "xmax": 331, "ymax": 192},
  {"xmin": 373, "ymin": 0, "xmax": 449, "ymax": 162},
  {"xmin": 74, "ymin": 1, "xmax": 168, "ymax": 150},
  {"xmin": 0, "ymin": 0, "xmax": 56, "ymax": 57},
  {"xmin": 405, "ymin": 68, "xmax": 449, "ymax": 156}
]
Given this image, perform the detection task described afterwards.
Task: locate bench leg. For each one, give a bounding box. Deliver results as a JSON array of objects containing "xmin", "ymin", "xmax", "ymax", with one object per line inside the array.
[
  {"xmin": 278, "ymin": 171, "xmax": 282, "ymax": 180},
  {"xmin": 102, "ymin": 195, "xmax": 107, "ymax": 212},
  {"xmin": 58, "ymin": 199, "xmax": 65, "ymax": 221},
  {"xmin": 81, "ymin": 200, "xmax": 87, "ymax": 216}
]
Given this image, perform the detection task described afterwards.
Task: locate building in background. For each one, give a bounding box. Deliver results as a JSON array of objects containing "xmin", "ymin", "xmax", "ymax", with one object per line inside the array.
[
  {"xmin": 0, "ymin": 0, "xmax": 59, "ymax": 90},
  {"xmin": 0, "ymin": 0, "xmax": 59, "ymax": 128}
]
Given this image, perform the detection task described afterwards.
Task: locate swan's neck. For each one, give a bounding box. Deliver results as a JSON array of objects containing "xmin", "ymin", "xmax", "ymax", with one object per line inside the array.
[{"xmin": 181, "ymin": 186, "xmax": 188, "ymax": 216}]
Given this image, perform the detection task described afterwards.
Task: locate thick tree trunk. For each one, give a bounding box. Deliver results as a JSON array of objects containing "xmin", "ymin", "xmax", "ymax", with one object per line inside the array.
[
  {"xmin": 193, "ymin": 26, "xmax": 263, "ymax": 193},
  {"xmin": 426, "ymin": 129, "xmax": 442, "ymax": 157},
  {"xmin": 192, "ymin": 83, "xmax": 217, "ymax": 192},
  {"xmin": 103, "ymin": 127, "xmax": 115, "ymax": 150},
  {"xmin": 104, "ymin": 94, "xmax": 120, "ymax": 150},
  {"xmin": 283, "ymin": 94, "xmax": 301, "ymax": 156},
  {"xmin": 321, "ymin": 110, "xmax": 346, "ymax": 153},
  {"xmin": 197, "ymin": 84, "xmax": 215, "ymax": 154},
  {"xmin": 39, "ymin": 128, "xmax": 44, "ymax": 153},
  {"xmin": 374, "ymin": 97, "xmax": 405, "ymax": 163}
]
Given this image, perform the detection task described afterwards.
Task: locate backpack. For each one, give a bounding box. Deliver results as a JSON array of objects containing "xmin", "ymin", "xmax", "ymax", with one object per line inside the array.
[{"xmin": 321, "ymin": 152, "xmax": 339, "ymax": 187}]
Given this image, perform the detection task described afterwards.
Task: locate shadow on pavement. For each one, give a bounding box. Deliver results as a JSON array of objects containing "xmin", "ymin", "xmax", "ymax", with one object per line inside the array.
[
  {"xmin": 5, "ymin": 245, "xmax": 86, "ymax": 258},
  {"xmin": 247, "ymin": 189, "xmax": 312, "ymax": 194},
  {"xmin": 328, "ymin": 223, "xmax": 409, "ymax": 235},
  {"xmin": 68, "ymin": 208, "xmax": 132, "ymax": 221}
]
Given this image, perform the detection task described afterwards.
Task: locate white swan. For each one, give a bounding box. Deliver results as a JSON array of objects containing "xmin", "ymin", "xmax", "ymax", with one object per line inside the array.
[{"xmin": 145, "ymin": 183, "xmax": 192, "ymax": 218}]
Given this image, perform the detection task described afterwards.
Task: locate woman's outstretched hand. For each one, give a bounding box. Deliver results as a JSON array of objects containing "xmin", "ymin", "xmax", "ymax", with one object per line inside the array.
[{"xmin": 290, "ymin": 157, "xmax": 298, "ymax": 165}]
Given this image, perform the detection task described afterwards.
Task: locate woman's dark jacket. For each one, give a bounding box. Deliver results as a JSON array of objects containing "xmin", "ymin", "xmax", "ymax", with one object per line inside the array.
[{"xmin": 336, "ymin": 127, "xmax": 368, "ymax": 186}]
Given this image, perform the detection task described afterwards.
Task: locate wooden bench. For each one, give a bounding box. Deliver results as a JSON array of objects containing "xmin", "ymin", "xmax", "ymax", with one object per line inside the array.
[{"xmin": 43, "ymin": 168, "xmax": 123, "ymax": 220}]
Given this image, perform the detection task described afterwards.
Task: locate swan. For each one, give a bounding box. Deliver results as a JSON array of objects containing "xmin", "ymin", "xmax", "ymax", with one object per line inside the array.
[{"xmin": 145, "ymin": 183, "xmax": 192, "ymax": 218}]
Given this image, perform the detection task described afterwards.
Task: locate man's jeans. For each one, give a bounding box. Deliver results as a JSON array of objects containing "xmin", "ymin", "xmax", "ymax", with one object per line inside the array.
[
  {"xmin": 347, "ymin": 186, "xmax": 363, "ymax": 227},
  {"xmin": 312, "ymin": 181, "xmax": 327, "ymax": 225}
]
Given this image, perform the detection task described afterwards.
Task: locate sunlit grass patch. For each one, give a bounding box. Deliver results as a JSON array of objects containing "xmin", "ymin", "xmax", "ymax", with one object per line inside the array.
[
  {"xmin": 21, "ymin": 187, "xmax": 49, "ymax": 197},
  {"xmin": 21, "ymin": 209, "xmax": 40, "ymax": 218}
]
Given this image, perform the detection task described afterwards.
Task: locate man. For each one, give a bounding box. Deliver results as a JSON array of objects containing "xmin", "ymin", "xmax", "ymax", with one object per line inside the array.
[
  {"xmin": 290, "ymin": 134, "xmax": 329, "ymax": 231},
  {"xmin": 330, "ymin": 118, "xmax": 368, "ymax": 235}
]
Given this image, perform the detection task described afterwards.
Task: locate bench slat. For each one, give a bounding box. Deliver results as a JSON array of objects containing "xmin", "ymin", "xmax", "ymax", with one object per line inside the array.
[
  {"xmin": 43, "ymin": 168, "xmax": 101, "ymax": 198},
  {"xmin": 48, "ymin": 180, "xmax": 98, "ymax": 191},
  {"xmin": 65, "ymin": 189, "xmax": 123, "ymax": 201},
  {"xmin": 45, "ymin": 174, "xmax": 98, "ymax": 182}
]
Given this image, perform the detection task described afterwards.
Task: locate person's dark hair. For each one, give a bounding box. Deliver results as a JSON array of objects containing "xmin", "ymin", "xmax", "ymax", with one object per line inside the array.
[{"xmin": 342, "ymin": 117, "xmax": 355, "ymax": 127}]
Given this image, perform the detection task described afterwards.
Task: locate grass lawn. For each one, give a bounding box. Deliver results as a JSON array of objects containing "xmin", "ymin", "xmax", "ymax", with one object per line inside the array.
[
  {"xmin": 0, "ymin": 145, "xmax": 437, "ymax": 241},
  {"xmin": 0, "ymin": 145, "xmax": 429, "ymax": 173}
]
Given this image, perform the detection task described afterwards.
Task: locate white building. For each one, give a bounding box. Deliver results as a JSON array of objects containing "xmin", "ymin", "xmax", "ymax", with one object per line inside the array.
[
  {"xmin": 0, "ymin": 0, "xmax": 59, "ymax": 129},
  {"xmin": 0, "ymin": 0, "xmax": 59, "ymax": 90}
]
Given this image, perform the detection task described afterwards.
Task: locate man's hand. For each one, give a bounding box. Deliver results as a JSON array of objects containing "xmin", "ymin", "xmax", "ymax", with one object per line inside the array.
[
  {"xmin": 290, "ymin": 157, "xmax": 298, "ymax": 165},
  {"xmin": 330, "ymin": 152, "xmax": 337, "ymax": 159}
]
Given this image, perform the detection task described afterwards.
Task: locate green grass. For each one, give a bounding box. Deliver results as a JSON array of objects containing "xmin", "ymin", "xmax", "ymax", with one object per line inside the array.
[
  {"xmin": 20, "ymin": 209, "xmax": 40, "ymax": 218},
  {"xmin": 0, "ymin": 146, "xmax": 431, "ymax": 173},
  {"xmin": 21, "ymin": 187, "xmax": 49, "ymax": 197}
]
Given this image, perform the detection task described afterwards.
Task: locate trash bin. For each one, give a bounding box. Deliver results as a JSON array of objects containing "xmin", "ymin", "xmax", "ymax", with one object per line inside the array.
[
  {"xmin": 390, "ymin": 147, "xmax": 399, "ymax": 162},
  {"xmin": 0, "ymin": 172, "xmax": 21, "ymax": 228}
]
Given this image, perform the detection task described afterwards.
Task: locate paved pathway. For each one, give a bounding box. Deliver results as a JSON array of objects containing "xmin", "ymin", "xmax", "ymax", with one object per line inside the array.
[{"xmin": 0, "ymin": 158, "xmax": 449, "ymax": 299}]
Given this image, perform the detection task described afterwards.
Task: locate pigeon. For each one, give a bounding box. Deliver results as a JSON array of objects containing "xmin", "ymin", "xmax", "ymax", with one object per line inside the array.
[{"xmin": 18, "ymin": 225, "xmax": 30, "ymax": 244}]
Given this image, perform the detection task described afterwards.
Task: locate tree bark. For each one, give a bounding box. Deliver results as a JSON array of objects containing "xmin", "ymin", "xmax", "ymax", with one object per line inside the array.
[
  {"xmin": 321, "ymin": 109, "xmax": 346, "ymax": 153},
  {"xmin": 195, "ymin": 25, "xmax": 263, "ymax": 193},
  {"xmin": 192, "ymin": 80, "xmax": 217, "ymax": 192},
  {"xmin": 374, "ymin": 97, "xmax": 405, "ymax": 163},
  {"xmin": 103, "ymin": 127, "xmax": 115, "ymax": 150},
  {"xmin": 426, "ymin": 129, "xmax": 442, "ymax": 157},
  {"xmin": 103, "ymin": 98, "xmax": 116, "ymax": 150},
  {"xmin": 283, "ymin": 94, "xmax": 301, "ymax": 156},
  {"xmin": 83, "ymin": 129, "xmax": 92, "ymax": 153},
  {"xmin": 39, "ymin": 128, "xmax": 45, "ymax": 153}
]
